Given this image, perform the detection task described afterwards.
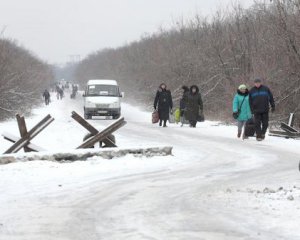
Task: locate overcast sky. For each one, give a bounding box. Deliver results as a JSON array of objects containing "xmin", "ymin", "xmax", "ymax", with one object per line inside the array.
[{"xmin": 0, "ymin": 0, "xmax": 255, "ymax": 64}]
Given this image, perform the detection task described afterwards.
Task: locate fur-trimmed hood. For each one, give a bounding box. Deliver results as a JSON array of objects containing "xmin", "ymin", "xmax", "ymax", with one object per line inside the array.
[
  {"xmin": 158, "ymin": 83, "xmax": 167, "ymax": 92},
  {"xmin": 190, "ymin": 85, "xmax": 199, "ymax": 94},
  {"xmin": 237, "ymin": 89, "xmax": 249, "ymax": 96}
]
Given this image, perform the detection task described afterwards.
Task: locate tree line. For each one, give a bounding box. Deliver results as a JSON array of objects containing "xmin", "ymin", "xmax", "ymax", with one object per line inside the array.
[
  {"xmin": 0, "ymin": 38, "xmax": 54, "ymax": 120},
  {"xmin": 73, "ymin": 0, "xmax": 300, "ymax": 127}
]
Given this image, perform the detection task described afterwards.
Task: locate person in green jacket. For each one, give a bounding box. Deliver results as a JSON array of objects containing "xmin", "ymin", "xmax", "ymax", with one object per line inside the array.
[{"xmin": 232, "ymin": 84, "xmax": 252, "ymax": 138}]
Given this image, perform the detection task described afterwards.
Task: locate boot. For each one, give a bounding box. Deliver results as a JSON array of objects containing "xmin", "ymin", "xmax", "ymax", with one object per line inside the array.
[{"xmin": 163, "ymin": 120, "xmax": 167, "ymax": 127}]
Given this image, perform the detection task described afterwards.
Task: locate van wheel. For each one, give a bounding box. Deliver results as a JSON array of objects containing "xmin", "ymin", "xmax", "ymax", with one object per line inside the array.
[
  {"xmin": 83, "ymin": 133, "xmax": 115, "ymax": 148},
  {"xmin": 113, "ymin": 114, "xmax": 120, "ymax": 119}
]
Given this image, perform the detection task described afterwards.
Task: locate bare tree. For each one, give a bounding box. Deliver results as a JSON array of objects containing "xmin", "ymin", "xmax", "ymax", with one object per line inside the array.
[
  {"xmin": 72, "ymin": 1, "xmax": 300, "ymax": 126},
  {"xmin": 0, "ymin": 38, "xmax": 54, "ymax": 120}
]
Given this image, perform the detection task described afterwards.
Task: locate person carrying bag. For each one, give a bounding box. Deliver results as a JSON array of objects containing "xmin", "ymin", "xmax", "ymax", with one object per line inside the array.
[{"xmin": 232, "ymin": 84, "xmax": 252, "ymax": 139}]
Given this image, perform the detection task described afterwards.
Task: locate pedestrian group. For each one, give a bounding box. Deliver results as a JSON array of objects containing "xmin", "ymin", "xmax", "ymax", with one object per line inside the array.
[
  {"xmin": 154, "ymin": 83, "xmax": 203, "ymax": 128},
  {"xmin": 154, "ymin": 78, "xmax": 275, "ymax": 141}
]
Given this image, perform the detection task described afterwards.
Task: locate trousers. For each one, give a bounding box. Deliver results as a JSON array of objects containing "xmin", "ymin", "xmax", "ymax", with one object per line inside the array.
[{"xmin": 254, "ymin": 112, "xmax": 269, "ymax": 137}]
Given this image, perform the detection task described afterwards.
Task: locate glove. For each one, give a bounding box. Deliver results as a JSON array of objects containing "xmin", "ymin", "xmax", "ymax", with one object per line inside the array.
[{"xmin": 271, "ymin": 107, "xmax": 275, "ymax": 113}]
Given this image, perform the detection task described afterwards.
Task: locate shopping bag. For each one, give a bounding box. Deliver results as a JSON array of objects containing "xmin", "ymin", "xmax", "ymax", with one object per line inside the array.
[
  {"xmin": 169, "ymin": 112, "xmax": 175, "ymax": 124},
  {"xmin": 152, "ymin": 110, "xmax": 159, "ymax": 124},
  {"xmin": 174, "ymin": 108, "xmax": 181, "ymax": 123}
]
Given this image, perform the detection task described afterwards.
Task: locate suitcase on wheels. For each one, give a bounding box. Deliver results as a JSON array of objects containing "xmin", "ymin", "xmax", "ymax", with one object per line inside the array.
[{"xmin": 245, "ymin": 118, "xmax": 255, "ymax": 137}]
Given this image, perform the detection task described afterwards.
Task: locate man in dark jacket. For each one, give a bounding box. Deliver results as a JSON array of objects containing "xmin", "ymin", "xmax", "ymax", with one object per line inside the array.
[
  {"xmin": 43, "ymin": 89, "xmax": 50, "ymax": 105},
  {"xmin": 154, "ymin": 83, "xmax": 173, "ymax": 127},
  {"xmin": 249, "ymin": 78, "xmax": 275, "ymax": 141},
  {"xmin": 183, "ymin": 85, "xmax": 203, "ymax": 128}
]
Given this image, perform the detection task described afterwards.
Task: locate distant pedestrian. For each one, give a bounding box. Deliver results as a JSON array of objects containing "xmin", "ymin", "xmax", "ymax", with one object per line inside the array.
[
  {"xmin": 154, "ymin": 83, "xmax": 173, "ymax": 127},
  {"xmin": 43, "ymin": 89, "xmax": 50, "ymax": 105},
  {"xmin": 232, "ymin": 84, "xmax": 252, "ymax": 139},
  {"xmin": 183, "ymin": 85, "xmax": 203, "ymax": 128},
  {"xmin": 56, "ymin": 86, "xmax": 64, "ymax": 100},
  {"xmin": 180, "ymin": 85, "xmax": 189, "ymax": 126},
  {"xmin": 71, "ymin": 84, "xmax": 78, "ymax": 99},
  {"xmin": 249, "ymin": 78, "xmax": 275, "ymax": 141}
]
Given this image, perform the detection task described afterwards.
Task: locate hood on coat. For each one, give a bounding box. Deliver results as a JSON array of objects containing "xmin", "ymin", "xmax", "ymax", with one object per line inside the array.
[
  {"xmin": 182, "ymin": 85, "xmax": 189, "ymax": 93},
  {"xmin": 237, "ymin": 89, "xmax": 249, "ymax": 96},
  {"xmin": 190, "ymin": 85, "xmax": 199, "ymax": 94},
  {"xmin": 158, "ymin": 83, "xmax": 167, "ymax": 91}
]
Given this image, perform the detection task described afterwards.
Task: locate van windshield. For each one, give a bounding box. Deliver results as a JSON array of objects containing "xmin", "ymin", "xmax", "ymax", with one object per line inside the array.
[{"xmin": 87, "ymin": 85, "xmax": 119, "ymax": 97}]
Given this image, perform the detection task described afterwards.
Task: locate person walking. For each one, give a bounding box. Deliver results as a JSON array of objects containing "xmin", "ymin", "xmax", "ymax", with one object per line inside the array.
[
  {"xmin": 154, "ymin": 83, "xmax": 173, "ymax": 127},
  {"xmin": 232, "ymin": 84, "xmax": 252, "ymax": 139},
  {"xmin": 180, "ymin": 85, "xmax": 189, "ymax": 127},
  {"xmin": 249, "ymin": 78, "xmax": 275, "ymax": 141},
  {"xmin": 43, "ymin": 89, "xmax": 50, "ymax": 105},
  {"xmin": 184, "ymin": 85, "xmax": 203, "ymax": 128}
]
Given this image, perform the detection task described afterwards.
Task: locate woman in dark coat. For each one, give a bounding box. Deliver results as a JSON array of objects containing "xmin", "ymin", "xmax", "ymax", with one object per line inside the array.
[
  {"xmin": 154, "ymin": 83, "xmax": 173, "ymax": 127},
  {"xmin": 184, "ymin": 85, "xmax": 203, "ymax": 127}
]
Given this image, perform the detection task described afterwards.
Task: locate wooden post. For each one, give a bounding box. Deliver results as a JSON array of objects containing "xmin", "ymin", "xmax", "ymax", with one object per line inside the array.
[
  {"xmin": 2, "ymin": 132, "xmax": 44, "ymax": 152},
  {"xmin": 16, "ymin": 114, "xmax": 31, "ymax": 152},
  {"xmin": 4, "ymin": 114, "xmax": 54, "ymax": 154},
  {"xmin": 72, "ymin": 111, "xmax": 117, "ymax": 147},
  {"xmin": 288, "ymin": 113, "xmax": 295, "ymax": 127},
  {"xmin": 71, "ymin": 111, "xmax": 98, "ymax": 135},
  {"xmin": 77, "ymin": 117, "xmax": 126, "ymax": 149}
]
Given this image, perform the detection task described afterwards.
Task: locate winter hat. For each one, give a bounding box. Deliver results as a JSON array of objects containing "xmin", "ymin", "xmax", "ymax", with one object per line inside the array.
[
  {"xmin": 254, "ymin": 78, "xmax": 262, "ymax": 83},
  {"xmin": 238, "ymin": 84, "xmax": 247, "ymax": 90},
  {"xmin": 182, "ymin": 85, "xmax": 189, "ymax": 92}
]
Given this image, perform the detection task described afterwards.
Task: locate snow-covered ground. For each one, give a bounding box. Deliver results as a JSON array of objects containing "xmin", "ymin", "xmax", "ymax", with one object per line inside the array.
[{"xmin": 0, "ymin": 90, "xmax": 300, "ymax": 240}]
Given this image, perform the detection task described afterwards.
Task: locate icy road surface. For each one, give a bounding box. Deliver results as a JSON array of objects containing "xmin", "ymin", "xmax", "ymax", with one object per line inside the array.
[{"xmin": 0, "ymin": 91, "xmax": 300, "ymax": 240}]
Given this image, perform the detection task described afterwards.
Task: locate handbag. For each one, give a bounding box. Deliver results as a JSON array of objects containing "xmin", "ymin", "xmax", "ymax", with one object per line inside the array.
[{"xmin": 233, "ymin": 96, "xmax": 246, "ymax": 119}]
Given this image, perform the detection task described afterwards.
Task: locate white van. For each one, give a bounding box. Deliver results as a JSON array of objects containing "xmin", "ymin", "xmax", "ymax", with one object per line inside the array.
[{"xmin": 83, "ymin": 79, "xmax": 123, "ymax": 119}]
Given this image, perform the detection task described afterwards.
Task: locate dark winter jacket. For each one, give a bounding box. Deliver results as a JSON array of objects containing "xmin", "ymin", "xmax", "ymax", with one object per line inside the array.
[
  {"xmin": 180, "ymin": 86, "xmax": 189, "ymax": 111},
  {"xmin": 183, "ymin": 85, "xmax": 203, "ymax": 121},
  {"xmin": 249, "ymin": 85, "xmax": 275, "ymax": 114},
  {"xmin": 154, "ymin": 85, "xmax": 173, "ymax": 121},
  {"xmin": 43, "ymin": 90, "xmax": 50, "ymax": 99}
]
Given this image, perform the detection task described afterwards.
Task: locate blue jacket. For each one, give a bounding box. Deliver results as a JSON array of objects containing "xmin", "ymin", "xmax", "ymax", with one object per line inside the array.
[
  {"xmin": 249, "ymin": 85, "xmax": 275, "ymax": 113},
  {"xmin": 233, "ymin": 90, "xmax": 252, "ymax": 121}
]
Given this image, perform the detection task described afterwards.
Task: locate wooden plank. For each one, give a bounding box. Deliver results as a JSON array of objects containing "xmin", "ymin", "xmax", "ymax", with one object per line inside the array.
[
  {"xmin": 4, "ymin": 115, "xmax": 54, "ymax": 154},
  {"xmin": 77, "ymin": 118, "xmax": 126, "ymax": 149},
  {"xmin": 269, "ymin": 130, "xmax": 300, "ymax": 138},
  {"xmin": 78, "ymin": 120, "xmax": 126, "ymax": 149},
  {"xmin": 102, "ymin": 136, "xmax": 116, "ymax": 148},
  {"xmin": 2, "ymin": 132, "xmax": 44, "ymax": 152},
  {"xmin": 16, "ymin": 114, "xmax": 31, "ymax": 152},
  {"xmin": 280, "ymin": 122, "xmax": 299, "ymax": 133},
  {"xmin": 71, "ymin": 111, "xmax": 98, "ymax": 135},
  {"xmin": 72, "ymin": 111, "xmax": 117, "ymax": 147}
]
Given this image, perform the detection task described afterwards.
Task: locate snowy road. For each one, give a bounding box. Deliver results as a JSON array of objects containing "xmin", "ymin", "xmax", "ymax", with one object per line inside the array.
[{"xmin": 0, "ymin": 91, "xmax": 300, "ymax": 240}]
